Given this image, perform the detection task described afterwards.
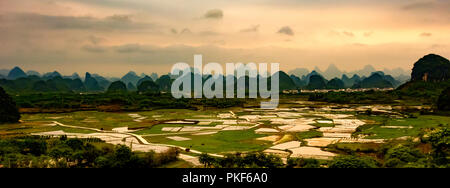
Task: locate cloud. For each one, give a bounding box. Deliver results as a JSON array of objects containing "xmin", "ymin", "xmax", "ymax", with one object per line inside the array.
[
  {"xmin": 363, "ymin": 31, "xmax": 373, "ymax": 37},
  {"xmin": 82, "ymin": 45, "xmax": 106, "ymax": 53},
  {"xmin": 199, "ymin": 31, "xmax": 220, "ymax": 36},
  {"xmin": 402, "ymin": 2, "xmax": 434, "ymax": 10},
  {"xmin": 204, "ymin": 9, "xmax": 223, "ymax": 19},
  {"xmin": 180, "ymin": 28, "xmax": 192, "ymax": 34},
  {"xmin": 420, "ymin": 32, "xmax": 432, "ymax": 37},
  {"xmin": 329, "ymin": 30, "xmax": 355, "ymax": 37},
  {"xmin": 88, "ymin": 35, "xmax": 106, "ymax": 45},
  {"xmin": 277, "ymin": 26, "xmax": 294, "ymax": 36},
  {"xmin": 106, "ymin": 14, "xmax": 132, "ymax": 22},
  {"xmin": 240, "ymin": 25, "xmax": 259, "ymax": 33},
  {"xmin": 9, "ymin": 13, "xmax": 154, "ymax": 31},
  {"xmin": 343, "ymin": 31, "xmax": 354, "ymax": 37},
  {"xmin": 115, "ymin": 44, "xmax": 142, "ymax": 53}
]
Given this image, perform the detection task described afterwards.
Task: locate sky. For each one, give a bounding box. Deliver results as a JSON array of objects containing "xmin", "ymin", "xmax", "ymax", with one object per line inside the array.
[{"xmin": 0, "ymin": 0, "xmax": 449, "ymax": 77}]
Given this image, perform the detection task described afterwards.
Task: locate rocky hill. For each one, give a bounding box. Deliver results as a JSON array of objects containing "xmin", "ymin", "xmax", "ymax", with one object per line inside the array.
[{"xmin": 411, "ymin": 54, "xmax": 450, "ymax": 82}]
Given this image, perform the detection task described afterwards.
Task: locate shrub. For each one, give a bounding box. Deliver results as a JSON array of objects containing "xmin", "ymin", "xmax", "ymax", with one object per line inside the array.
[
  {"xmin": 0, "ymin": 86, "xmax": 20, "ymax": 123},
  {"xmin": 287, "ymin": 158, "xmax": 321, "ymax": 168},
  {"xmin": 385, "ymin": 145, "xmax": 423, "ymax": 164},
  {"xmin": 329, "ymin": 155, "xmax": 378, "ymax": 168}
]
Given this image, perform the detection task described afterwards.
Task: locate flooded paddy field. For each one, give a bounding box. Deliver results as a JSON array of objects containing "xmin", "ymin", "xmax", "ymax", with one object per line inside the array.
[{"xmin": 2, "ymin": 99, "xmax": 449, "ymax": 166}]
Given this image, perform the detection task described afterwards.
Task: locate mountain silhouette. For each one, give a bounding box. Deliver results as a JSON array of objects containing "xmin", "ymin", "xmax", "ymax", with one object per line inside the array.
[
  {"xmin": 306, "ymin": 75, "xmax": 327, "ymax": 89},
  {"xmin": 0, "ymin": 69, "xmax": 9, "ymax": 77},
  {"xmin": 273, "ymin": 71, "xmax": 297, "ymax": 90},
  {"xmin": 107, "ymin": 81, "xmax": 127, "ymax": 93},
  {"xmin": 137, "ymin": 76, "xmax": 153, "ymax": 87},
  {"xmin": 84, "ymin": 72, "xmax": 103, "ymax": 91},
  {"xmin": 352, "ymin": 73, "xmax": 393, "ymax": 89},
  {"xmin": 411, "ymin": 54, "xmax": 450, "ymax": 82},
  {"xmin": 288, "ymin": 68, "xmax": 309, "ymax": 77},
  {"xmin": 323, "ymin": 64, "xmax": 343, "ymax": 79},
  {"xmin": 326, "ymin": 78, "xmax": 345, "ymax": 89},
  {"xmin": 26, "ymin": 71, "xmax": 41, "ymax": 77},
  {"xmin": 43, "ymin": 71, "xmax": 62, "ymax": 80},
  {"xmin": 121, "ymin": 71, "xmax": 142, "ymax": 86},
  {"xmin": 7, "ymin": 67, "xmax": 27, "ymax": 80}
]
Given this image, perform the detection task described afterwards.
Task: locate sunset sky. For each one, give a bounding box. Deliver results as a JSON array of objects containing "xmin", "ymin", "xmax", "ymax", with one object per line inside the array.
[{"xmin": 0, "ymin": 0, "xmax": 449, "ymax": 76}]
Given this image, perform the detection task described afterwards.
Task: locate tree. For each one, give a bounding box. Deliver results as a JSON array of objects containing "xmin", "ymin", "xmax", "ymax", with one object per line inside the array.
[
  {"xmin": 422, "ymin": 128, "xmax": 449, "ymax": 166},
  {"xmin": 199, "ymin": 153, "xmax": 215, "ymax": 168},
  {"xmin": 329, "ymin": 155, "xmax": 378, "ymax": 168},
  {"xmin": 0, "ymin": 86, "xmax": 20, "ymax": 123},
  {"xmin": 384, "ymin": 145, "xmax": 423, "ymax": 167},
  {"xmin": 437, "ymin": 87, "xmax": 450, "ymax": 111}
]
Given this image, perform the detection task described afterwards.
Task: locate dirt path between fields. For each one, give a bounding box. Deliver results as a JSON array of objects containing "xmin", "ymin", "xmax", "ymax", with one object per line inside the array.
[{"xmin": 49, "ymin": 121, "xmax": 225, "ymax": 165}]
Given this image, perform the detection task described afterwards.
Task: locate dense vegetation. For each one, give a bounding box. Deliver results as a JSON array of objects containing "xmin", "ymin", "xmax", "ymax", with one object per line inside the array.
[
  {"xmin": 0, "ymin": 136, "xmax": 179, "ymax": 168},
  {"xmin": 437, "ymin": 87, "xmax": 450, "ymax": 111},
  {"xmin": 0, "ymin": 86, "xmax": 20, "ymax": 123},
  {"xmin": 196, "ymin": 127, "xmax": 449, "ymax": 168},
  {"xmin": 307, "ymin": 90, "xmax": 397, "ymax": 104},
  {"xmin": 329, "ymin": 127, "xmax": 449, "ymax": 168},
  {"xmin": 199, "ymin": 152, "xmax": 284, "ymax": 168},
  {"xmin": 12, "ymin": 92, "xmax": 248, "ymax": 112}
]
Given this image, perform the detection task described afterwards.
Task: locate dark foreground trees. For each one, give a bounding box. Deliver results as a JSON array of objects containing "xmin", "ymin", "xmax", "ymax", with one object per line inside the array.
[
  {"xmin": 437, "ymin": 87, "xmax": 450, "ymax": 111},
  {"xmin": 199, "ymin": 152, "xmax": 284, "ymax": 168},
  {"xmin": 0, "ymin": 136, "xmax": 179, "ymax": 168},
  {"xmin": 0, "ymin": 86, "xmax": 20, "ymax": 123}
]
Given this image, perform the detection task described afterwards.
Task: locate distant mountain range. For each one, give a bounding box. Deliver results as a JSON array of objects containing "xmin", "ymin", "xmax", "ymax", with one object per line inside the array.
[
  {"xmin": 0, "ymin": 67, "xmax": 405, "ymax": 94},
  {"xmin": 0, "ymin": 58, "xmax": 426, "ymax": 93},
  {"xmin": 288, "ymin": 64, "xmax": 410, "ymax": 81}
]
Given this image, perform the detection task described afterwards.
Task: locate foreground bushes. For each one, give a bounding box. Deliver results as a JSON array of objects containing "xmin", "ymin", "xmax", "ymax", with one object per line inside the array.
[
  {"xmin": 329, "ymin": 155, "xmax": 379, "ymax": 168},
  {"xmin": 0, "ymin": 86, "xmax": 20, "ymax": 123},
  {"xmin": 0, "ymin": 136, "xmax": 179, "ymax": 168},
  {"xmin": 199, "ymin": 152, "xmax": 284, "ymax": 168}
]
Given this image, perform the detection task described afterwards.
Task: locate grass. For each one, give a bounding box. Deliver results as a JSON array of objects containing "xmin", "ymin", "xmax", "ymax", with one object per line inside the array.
[
  {"xmin": 355, "ymin": 114, "xmax": 450, "ymax": 139},
  {"xmin": 21, "ymin": 112, "xmax": 140, "ymax": 130},
  {"xmin": 327, "ymin": 143, "xmax": 383, "ymax": 154},
  {"xmin": 296, "ymin": 130, "xmax": 323, "ymax": 140},
  {"xmin": 0, "ymin": 121, "xmax": 96, "ymax": 137},
  {"xmin": 312, "ymin": 119, "xmax": 335, "ymax": 127},
  {"xmin": 134, "ymin": 124, "xmax": 185, "ymax": 135},
  {"xmin": 20, "ymin": 109, "xmax": 223, "ymax": 131},
  {"xmin": 12, "ymin": 102, "xmax": 450, "ymax": 155},
  {"xmin": 144, "ymin": 129, "xmax": 271, "ymax": 154}
]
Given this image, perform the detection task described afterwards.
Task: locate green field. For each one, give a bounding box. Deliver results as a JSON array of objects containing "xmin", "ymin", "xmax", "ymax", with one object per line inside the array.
[
  {"xmin": 144, "ymin": 129, "xmax": 271, "ymax": 154},
  {"xmin": 3, "ymin": 101, "xmax": 450, "ymax": 156},
  {"xmin": 355, "ymin": 114, "xmax": 450, "ymax": 139}
]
